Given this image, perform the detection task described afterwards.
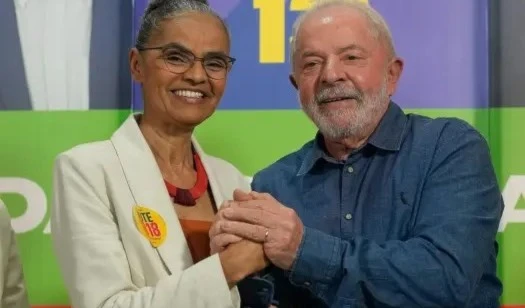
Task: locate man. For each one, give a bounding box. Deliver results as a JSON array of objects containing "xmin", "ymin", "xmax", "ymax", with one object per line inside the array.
[
  {"xmin": 210, "ymin": 0, "xmax": 503, "ymax": 307},
  {"xmin": 0, "ymin": 0, "xmax": 132, "ymax": 110},
  {"xmin": 0, "ymin": 198, "xmax": 30, "ymax": 308}
]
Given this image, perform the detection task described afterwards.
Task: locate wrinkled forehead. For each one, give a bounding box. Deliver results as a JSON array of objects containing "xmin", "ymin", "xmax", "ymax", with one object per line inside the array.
[
  {"xmin": 151, "ymin": 12, "xmax": 230, "ymax": 53},
  {"xmin": 296, "ymin": 6, "xmax": 376, "ymax": 50}
]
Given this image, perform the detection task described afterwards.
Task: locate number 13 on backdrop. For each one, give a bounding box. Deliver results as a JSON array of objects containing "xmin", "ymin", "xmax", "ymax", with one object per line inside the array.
[{"xmin": 254, "ymin": 0, "xmax": 369, "ymax": 63}]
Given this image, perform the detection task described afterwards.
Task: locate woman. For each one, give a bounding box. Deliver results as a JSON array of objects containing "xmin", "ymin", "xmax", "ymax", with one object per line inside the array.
[
  {"xmin": 0, "ymin": 199, "xmax": 30, "ymax": 308},
  {"xmin": 51, "ymin": 1, "xmax": 268, "ymax": 307}
]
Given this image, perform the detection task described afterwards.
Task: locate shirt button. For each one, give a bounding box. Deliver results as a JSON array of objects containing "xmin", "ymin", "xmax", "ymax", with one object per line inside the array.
[
  {"xmin": 344, "ymin": 213, "xmax": 353, "ymax": 220},
  {"xmin": 347, "ymin": 166, "xmax": 354, "ymax": 173}
]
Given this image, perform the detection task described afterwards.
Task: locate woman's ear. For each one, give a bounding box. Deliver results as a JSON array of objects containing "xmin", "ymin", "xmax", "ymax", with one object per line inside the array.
[{"xmin": 129, "ymin": 48, "xmax": 145, "ymax": 83}]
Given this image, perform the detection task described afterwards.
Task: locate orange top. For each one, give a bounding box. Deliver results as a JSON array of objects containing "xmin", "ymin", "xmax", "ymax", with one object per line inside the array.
[{"xmin": 179, "ymin": 219, "xmax": 213, "ymax": 263}]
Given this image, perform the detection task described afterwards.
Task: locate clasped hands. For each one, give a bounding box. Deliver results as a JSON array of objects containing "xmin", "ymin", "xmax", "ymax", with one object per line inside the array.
[{"xmin": 209, "ymin": 189, "xmax": 304, "ymax": 271}]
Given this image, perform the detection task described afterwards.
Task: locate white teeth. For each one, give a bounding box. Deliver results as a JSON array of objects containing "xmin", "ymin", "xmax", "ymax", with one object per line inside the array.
[{"xmin": 173, "ymin": 90, "xmax": 204, "ymax": 98}]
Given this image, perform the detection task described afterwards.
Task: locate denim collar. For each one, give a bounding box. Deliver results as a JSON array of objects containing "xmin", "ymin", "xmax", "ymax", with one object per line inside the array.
[{"xmin": 297, "ymin": 101, "xmax": 407, "ymax": 176}]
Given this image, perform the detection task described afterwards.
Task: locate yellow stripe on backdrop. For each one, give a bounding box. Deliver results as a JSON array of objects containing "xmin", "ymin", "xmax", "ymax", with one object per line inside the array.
[{"xmin": 255, "ymin": 0, "xmax": 369, "ymax": 63}]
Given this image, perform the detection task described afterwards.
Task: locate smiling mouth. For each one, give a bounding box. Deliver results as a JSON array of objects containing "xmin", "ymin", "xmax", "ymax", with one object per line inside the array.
[
  {"xmin": 172, "ymin": 89, "xmax": 206, "ymax": 98},
  {"xmin": 320, "ymin": 96, "xmax": 356, "ymax": 104}
]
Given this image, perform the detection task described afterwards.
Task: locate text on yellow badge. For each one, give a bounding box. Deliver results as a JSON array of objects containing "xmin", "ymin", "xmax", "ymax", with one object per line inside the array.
[{"xmin": 133, "ymin": 206, "xmax": 167, "ymax": 248}]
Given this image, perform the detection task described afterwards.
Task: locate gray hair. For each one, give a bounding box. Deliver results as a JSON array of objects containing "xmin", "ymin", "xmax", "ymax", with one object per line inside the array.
[
  {"xmin": 136, "ymin": 0, "xmax": 229, "ymax": 48},
  {"xmin": 289, "ymin": 0, "xmax": 395, "ymax": 67}
]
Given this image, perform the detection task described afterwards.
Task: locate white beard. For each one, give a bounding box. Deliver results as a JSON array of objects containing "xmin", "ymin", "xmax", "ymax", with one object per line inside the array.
[{"xmin": 301, "ymin": 78, "xmax": 389, "ymax": 140}]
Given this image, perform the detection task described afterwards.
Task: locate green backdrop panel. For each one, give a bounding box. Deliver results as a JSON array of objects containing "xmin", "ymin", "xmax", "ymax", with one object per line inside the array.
[{"xmin": 0, "ymin": 108, "xmax": 522, "ymax": 305}]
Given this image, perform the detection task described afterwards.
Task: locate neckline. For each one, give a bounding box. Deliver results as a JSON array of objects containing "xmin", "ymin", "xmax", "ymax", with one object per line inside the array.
[{"xmin": 164, "ymin": 153, "xmax": 208, "ymax": 206}]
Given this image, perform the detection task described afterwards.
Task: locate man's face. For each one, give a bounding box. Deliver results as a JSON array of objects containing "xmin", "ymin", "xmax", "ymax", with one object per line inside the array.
[{"xmin": 291, "ymin": 6, "xmax": 402, "ymax": 140}]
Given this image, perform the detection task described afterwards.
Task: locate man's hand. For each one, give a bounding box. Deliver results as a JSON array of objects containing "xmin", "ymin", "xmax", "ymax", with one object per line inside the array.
[
  {"xmin": 210, "ymin": 189, "xmax": 304, "ymax": 270},
  {"xmin": 210, "ymin": 190, "xmax": 255, "ymax": 254}
]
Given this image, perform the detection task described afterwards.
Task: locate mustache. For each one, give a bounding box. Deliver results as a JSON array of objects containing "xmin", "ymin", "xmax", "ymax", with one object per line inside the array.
[{"xmin": 314, "ymin": 86, "xmax": 363, "ymax": 104}]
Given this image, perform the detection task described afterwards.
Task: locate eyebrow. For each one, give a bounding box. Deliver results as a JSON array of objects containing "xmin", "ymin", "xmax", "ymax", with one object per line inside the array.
[
  {"xmin": 300, "ymin": 50, "xmax": 322, "ymax": 59},
  {"xmin": 336, "ymin": 44, "xmax": 368, "ymax": 54},
  {"xmin": 300, "ymin": 44, "xmax": 368, "ymax": 59},
  {"xmin": 163, "ymin": 42, "xmax": 230, "ymax": 58}
]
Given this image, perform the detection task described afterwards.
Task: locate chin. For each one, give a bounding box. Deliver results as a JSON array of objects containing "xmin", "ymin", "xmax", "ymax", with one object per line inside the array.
[
  {"xmin": 321, "ymin": 113, "xmax": 351, "ymax": 126},
  {"xmin": 168, "ymin": 110, "xmax": 214, "ymax": 127}
]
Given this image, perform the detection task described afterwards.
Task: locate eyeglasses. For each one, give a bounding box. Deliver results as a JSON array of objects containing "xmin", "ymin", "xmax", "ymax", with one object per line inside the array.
[{"xmin": 137, "ymin": 44, "xmax": 236, "ymax": 80}]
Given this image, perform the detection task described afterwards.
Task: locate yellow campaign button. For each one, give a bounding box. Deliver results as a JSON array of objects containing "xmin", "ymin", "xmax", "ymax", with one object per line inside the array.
[{"xmin": 133, "ymin": 205, "xmax": 167, "ymax": 248}]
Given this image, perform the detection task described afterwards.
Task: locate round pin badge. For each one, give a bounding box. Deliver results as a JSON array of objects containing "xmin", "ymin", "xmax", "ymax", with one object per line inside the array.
[{"xmin": 133, "ymin": 205, "xmax": 167, "ymax": 248}]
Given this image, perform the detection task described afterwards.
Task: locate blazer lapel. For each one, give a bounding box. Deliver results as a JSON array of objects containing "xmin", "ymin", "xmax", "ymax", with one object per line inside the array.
[
  {"xmin": 0, "ymin": 0, "xmax": 31, "ymax": 110},
  {"xmin": 109, "ymin": 114, "xmax": 228, "ymax": 274},
  {"xmin": 110, "ymin": 115, "xmax": 193, "ymax": 274}
]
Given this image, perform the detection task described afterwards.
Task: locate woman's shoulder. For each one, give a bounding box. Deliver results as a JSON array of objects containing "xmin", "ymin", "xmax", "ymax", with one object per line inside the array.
[
  {"xmin": 202, "ymin": 154, "xmax": 251, "ymax": 188},
  {"xmin": 54, "ymin": 140, "xmax": 116, "ymax": 171},
  {"xmin": 202, "ymin": 154, "xmax": 243, "ymax": 175}
]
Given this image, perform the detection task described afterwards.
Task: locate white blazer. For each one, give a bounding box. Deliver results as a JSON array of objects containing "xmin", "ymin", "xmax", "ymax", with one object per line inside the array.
[
  {"xmin": 0, "ymin": 199, "xmax": 30, "ymax": 308},
  {"xmin": 51, "ymin": 114, "xmax": 251, "ymax": 308}
]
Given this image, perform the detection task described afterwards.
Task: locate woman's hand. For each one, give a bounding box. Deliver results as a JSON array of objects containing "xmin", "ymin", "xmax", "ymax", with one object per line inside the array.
[{"xmin": 218, "ymin": 239, "xmax": 270, "ymax": 288}]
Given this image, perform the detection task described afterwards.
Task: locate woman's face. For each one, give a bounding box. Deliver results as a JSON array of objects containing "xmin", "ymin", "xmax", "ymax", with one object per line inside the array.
[{"xmin": 130, "ymin": 12, "xmax": 231, "ymax": 129}]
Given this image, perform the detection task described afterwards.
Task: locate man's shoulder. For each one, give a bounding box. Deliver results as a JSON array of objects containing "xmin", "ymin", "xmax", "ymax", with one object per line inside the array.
[
  {"xmin": 406, "ymin": 113, "xmax": 485, "ymax": 145},
  {"xmin": 253, "ymin": 139, "xmax": 316, "ymax": 184},
  {"xmin": 402, "ymin": 113, "xmax": 490, "ymax": 173}
]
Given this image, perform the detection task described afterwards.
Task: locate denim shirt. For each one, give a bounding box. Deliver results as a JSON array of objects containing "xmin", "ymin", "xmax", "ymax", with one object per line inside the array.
[{"xmin": 249, "ymin": 102, "xmax": 503, "ymax": 308}]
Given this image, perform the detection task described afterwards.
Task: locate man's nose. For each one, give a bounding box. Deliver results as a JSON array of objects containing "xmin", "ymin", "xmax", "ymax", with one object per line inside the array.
[{"xmin": 320, "ymin": 58, "xmax": 346, "ymax": 85}]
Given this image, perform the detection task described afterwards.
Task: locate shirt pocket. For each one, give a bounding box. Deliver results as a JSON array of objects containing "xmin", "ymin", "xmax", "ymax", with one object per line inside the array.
[
  {"xmin": 391, "ymin": 189, "xmax": 417, "ymax": 241},
  {"xmin": 361, "ymin": 188, "xmax": 415, "ymax": 243}
]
